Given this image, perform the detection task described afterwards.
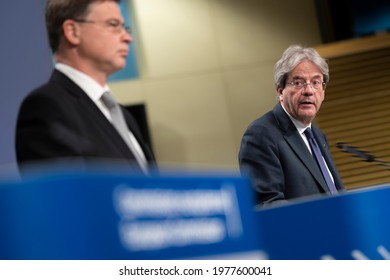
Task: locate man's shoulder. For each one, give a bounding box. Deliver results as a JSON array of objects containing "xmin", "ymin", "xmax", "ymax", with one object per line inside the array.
[
  {"xmin": 243, "ymin": 110, "xmax": 279, "ymax": 139},
  {"xmin": 247, "ymin": 104, "xmax": 282, "ymax": 129},
  {"xmin": 24, "ymin": 70, "xmax": 80, "ymax": 101},
  {"xmin": 249, "ymin": 110, "xmax": 273, "ymax": 125}
]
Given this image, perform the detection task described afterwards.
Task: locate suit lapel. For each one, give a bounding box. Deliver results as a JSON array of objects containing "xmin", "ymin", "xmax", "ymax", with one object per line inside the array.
[
  {"xmin": 81, "ymin": 94, "xmax": 135, "ymax": 157},
  {"xmin": 51, "ymin": 70, "xmax": 136, "ymax": 159},
  {"xmin": 121, "ymin": 108, "xmax": 155, "ymax": 162},
  {"xmin": 273, "ymin": 104, "xmax": 329, "ymax": 192}
]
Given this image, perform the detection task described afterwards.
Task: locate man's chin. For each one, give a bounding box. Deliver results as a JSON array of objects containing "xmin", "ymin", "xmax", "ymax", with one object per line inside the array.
[
  {"xmin": 110, "ymin": 64, "xmax": 127, "ymax": 75},
  {"xmin": 300, "ymin": 114, "xmax": 316, "ymax": 125}
]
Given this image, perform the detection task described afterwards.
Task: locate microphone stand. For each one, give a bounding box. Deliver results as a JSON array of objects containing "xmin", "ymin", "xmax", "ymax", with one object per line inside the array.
[
  {"xmin": 371, "ymin": 157, "xmax": 390, "ymax": 171},
  {"xmin": 336, "ymin": 142, "xmax": 390, "ymax": 171}
]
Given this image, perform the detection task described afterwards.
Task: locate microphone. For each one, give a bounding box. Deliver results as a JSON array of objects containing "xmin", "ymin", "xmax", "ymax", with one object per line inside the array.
[{"xmin": 336, "ymin": 142, "xmax": 375, "ymax": 162}]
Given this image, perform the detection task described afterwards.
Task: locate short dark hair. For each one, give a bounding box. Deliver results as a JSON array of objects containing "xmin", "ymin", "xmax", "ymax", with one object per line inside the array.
[{"xmin": 46, "ymin": 0, "xmax": 121, "ymax": 53}]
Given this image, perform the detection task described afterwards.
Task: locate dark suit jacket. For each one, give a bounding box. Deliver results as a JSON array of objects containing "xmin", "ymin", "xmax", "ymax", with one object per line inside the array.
[
  {"xmin": 16, "ymin": 70, "xmax": 156, "ymax": 175},
  {"xmin": 239, "ymin": 103, "xmax": 344, "ymax": 206}
]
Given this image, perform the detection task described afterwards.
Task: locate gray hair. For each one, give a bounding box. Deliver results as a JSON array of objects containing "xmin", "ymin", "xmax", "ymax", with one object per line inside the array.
[{"xmin": 274, "ymin": 45, "xmax": 329, "ymax": 89}]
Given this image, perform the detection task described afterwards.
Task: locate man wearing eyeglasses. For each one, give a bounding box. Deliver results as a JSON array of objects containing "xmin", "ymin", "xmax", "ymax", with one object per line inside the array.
[
  {"xmin": 15, "ymin": 0, "xmax": 156, "ymax": 176},
  {"xmin": 239, "ymin": 45, "xmax": 344, "ymax": 207}
]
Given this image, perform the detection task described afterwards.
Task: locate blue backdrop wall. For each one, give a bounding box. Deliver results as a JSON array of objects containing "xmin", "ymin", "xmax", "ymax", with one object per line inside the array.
[{"xmin": 0, "ymin": 1, "xmax": 53, "ymax": 179}]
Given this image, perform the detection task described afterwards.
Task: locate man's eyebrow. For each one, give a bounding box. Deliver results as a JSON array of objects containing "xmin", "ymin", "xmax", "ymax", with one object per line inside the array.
[
  {"xmin": 291, "ymin": 74, "xmax": 322, "ymax": 80},
  {"xmin": 290, "ymin": 75, "xmax": 304, "ymax": 80}
]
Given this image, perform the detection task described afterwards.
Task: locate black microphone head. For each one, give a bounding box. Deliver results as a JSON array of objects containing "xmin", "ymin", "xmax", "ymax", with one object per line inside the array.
[
  {"xmin": 364, "ymin": 154, "xmax": 375, "ymax": 162},
  {"xmin": 336, "ymin": 142, "xmax": 348, "ymax": 152}
]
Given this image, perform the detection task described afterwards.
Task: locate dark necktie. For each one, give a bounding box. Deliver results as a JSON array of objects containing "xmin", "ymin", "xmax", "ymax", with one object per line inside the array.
[
  {"xmin": 304, "ymin": 128, "xmax": 338, "ymax": 195},
  {"xmin": 101, "ymin": 91, "xmax": 148, "ymax": 173}
]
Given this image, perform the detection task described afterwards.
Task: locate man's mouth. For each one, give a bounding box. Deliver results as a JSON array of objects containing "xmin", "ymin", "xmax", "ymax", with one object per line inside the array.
[{"xmin": 118, "ymin": 49, "xmax": 129, "ymax": 57}]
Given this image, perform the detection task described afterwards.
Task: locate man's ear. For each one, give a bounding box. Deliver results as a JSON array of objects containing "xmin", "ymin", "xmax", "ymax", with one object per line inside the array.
[
  {"xmin": 277, "ymin": 86, "xmax": 284, "ymax": 95},
  {"xmin": 276, "ymin": 86, "xmax": 284, "ymax": 102},
  {"xmin": 62, "ymin": 19, "xmax": 80, "ymax": 45}
]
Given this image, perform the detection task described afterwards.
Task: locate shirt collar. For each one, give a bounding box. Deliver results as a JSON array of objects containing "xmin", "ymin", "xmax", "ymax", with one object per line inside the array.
[
  {"xmin": 55, "ymin": 63, "xmax": 109, "ymax": 102},
  {"xmin": 280, "ymin": 104, "xmax": 311, "ymax": 134}
]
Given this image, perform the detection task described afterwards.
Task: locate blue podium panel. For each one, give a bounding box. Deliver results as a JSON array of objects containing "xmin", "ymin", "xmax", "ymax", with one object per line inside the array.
[
  {"xmin": 256, "ymin": 185, "xmax": 390, "ymax": 260},
  {"xmin": 0, "ymin": 170, "xmax": 264, "ymax": 260}
]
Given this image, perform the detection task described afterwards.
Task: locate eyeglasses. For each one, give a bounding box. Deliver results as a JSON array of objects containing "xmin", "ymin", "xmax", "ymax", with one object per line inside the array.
[
  {"xmin": 286, "ymin": 79, "xmax": 326, "ymax": 90},
  {"xmin": 74, "ymin": 19, "xmax": 131, "ymax": 35}
]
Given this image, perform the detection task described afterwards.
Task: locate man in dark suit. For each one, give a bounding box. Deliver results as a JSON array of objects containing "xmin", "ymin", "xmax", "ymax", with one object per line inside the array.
[
  {"xmin": 239, "ymin": 45, "xmax": 344, "ymax": 206},
  {"xmin": 16, "ymin": 0, "xmax": 156, "ymax": 176}
]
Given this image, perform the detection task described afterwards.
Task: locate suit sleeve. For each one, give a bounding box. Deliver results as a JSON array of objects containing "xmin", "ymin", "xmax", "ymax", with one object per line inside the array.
[
  {"xmin": 239, "ymin": 121, "xmax": 286, "ymax": 205},
  {"xmin": 15, "ymin": 93, "xmax": 93, "ymax": 164}
]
